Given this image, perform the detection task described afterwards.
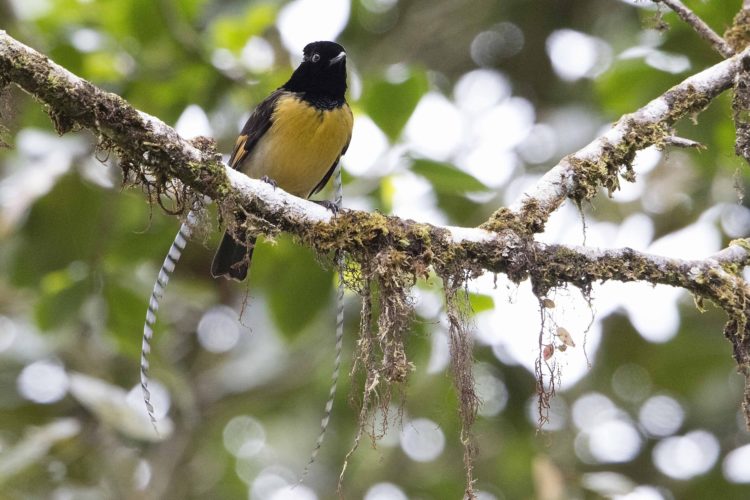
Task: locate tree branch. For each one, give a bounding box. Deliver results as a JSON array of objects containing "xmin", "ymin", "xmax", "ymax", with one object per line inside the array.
[
  {"xmin": 2, "ymin": 28, "xmax": 749, "ymax": 297},
  {"xmin": 3, "ymin": 30, "xmax": 750, "ymax": 426},
  {"xmin": 1, "ymin": 28, "xmax": 749, "ymax": 292},
  {"xmin": 2, "ymin": 29, "xmax": 747, "ymax": 260},
  {"xmin": 6, "ymin": 27, "xmax": 750, "ymax": 490},
  {"xmin": 0, "ymin": 31, "xmax": 230, "ymax": 204},
  {"xmin": 654, "ymin": 0, "xmax": 734, "ymax": 57},
  {"xmin": 501, "ymin": 45, "xmax": 750, "ymax": 233}
]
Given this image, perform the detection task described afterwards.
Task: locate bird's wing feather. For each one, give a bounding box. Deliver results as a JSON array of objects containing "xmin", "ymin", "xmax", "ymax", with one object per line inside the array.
[{"xmin": 228, "ymin": 89, "xmax": 286, "ymax": 170}]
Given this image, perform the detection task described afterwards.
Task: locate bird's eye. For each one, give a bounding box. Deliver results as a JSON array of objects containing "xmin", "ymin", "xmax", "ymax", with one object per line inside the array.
[{"xmin": 311, "ymin": 53, "xmax": 320, "ymax": 63}]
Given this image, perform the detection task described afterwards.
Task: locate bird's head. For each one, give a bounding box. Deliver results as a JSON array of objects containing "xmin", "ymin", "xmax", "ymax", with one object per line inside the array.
[{"xmin": 284, "ymin": 41, "xmax": 347, "ymax": 100}]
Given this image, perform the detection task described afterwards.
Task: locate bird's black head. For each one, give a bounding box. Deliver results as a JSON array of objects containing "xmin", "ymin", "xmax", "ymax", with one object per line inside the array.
[{"xmin": 283, "ymin": 41, "xmax": 347, "ymax": 105}]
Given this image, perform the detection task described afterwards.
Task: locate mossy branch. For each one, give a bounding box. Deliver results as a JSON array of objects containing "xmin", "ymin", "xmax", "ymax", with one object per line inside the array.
[
  {"xmin": 488, "ymin": 45, "xmax": 750, "ymax": 235},
  {"xmin": 5, "ymin": 30, "xmax": 750, "ymax": 495},
  {"xmin": 2, "ymin": 30, "xmax": 748, "ymax": 285},
  {"xmin": 0, "ymin": 32, "xmax": 231, "ymax": 205}
]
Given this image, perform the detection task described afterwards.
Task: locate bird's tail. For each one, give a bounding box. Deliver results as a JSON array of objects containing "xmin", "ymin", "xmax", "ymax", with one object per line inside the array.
[
  {"xmin": 141, "ymin": 215, "xmax": 193, "ymax": 433},
  {"xmin": 299, "ymin": 166, "xmax": 346, "ymax": 481},
  {"xmin": 211, "ymin": 229, "xmax": 256, "ymax": 282}
]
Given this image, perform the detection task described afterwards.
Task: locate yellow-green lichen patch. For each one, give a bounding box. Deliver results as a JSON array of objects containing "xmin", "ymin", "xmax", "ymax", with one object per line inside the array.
[
  {"xmin": 663, "ymin": 85, "xmax": 712, "ymax": 124},
  {"xmin": 568, "ymin": 120, "xmax": 670, "ymax": 204},
  {"xmin": 481, "ymin": 207, "xmax": 529, "ymax": 235},
  {"xmin": 725, "ymin": 9, "xmax": 750, "ymax": 53}
]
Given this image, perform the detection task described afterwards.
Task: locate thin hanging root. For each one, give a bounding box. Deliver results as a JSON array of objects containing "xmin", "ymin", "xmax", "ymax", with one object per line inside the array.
[
  {"xmin": 299, "ymin": 166, "xmax": 346, "ymax": 481},
  {"xmin": 337, "ymin": 400, "xmax": 367, "ymax": 499},
  {"xmin": 442, "ymin": 274, "xmax": 480, "ymax": 500},
  {"xmin": 140, "ymin": 212, "xmax": 195, "ymax": 435}
]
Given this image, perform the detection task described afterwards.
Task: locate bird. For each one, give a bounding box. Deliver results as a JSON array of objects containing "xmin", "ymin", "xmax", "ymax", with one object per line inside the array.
[{"xmin": 210, "ymin": 40, "xmax": 353, "ymax": 281}]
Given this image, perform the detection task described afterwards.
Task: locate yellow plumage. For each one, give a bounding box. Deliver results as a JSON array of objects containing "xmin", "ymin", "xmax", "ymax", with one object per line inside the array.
[
  {"xmin": 213, "ymin": 41, "xmax": 351, "ymax": 281},
  {"xmin": 242, "ymin": 92, "xmax": 353, "ymax": 198}
]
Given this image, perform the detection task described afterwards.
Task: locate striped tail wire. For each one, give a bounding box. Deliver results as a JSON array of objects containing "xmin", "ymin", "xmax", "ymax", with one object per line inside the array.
[
  {"xmin": 141, "ymin": 212, "xmax": 195, "ymax": 435},
  {"xmin": 299, "ymin": 166, "xmax": 346, "ymax": 480}
]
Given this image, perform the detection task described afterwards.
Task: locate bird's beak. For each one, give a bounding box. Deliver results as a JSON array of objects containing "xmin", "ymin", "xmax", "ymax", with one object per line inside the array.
[{"xmin": 329, "ymin": 51, "xmax": 346, "ymax": 66}]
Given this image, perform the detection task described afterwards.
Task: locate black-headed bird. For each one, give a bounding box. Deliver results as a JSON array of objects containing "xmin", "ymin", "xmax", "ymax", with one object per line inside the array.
[
  {"xmin": 211, "ymin": 40, "xmax": 353, "ymax": 281},
  {"xmin": 140, "ymin": 42, "xmax": 352, "ymax": 431}
]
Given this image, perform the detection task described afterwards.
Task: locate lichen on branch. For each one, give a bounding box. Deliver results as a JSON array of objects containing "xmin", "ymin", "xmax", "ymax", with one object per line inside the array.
[
  {"xmin": 5, "ymin": 28, "xmax": 750, "ymax": 497},
  {"xmin": 498, "ymin": 50, "xmax": 750, "ymax": 234}
]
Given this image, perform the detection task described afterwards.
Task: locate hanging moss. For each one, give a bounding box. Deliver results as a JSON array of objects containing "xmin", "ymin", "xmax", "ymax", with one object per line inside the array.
[{"xmin": 440, "ymin": 271, "xmax": 480, "ymax": 499}]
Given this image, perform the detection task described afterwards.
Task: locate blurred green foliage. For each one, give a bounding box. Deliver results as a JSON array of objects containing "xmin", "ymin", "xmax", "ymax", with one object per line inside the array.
[{"xmin": 2, "ymin": 1, "xmax": 750, "ymax": 499}]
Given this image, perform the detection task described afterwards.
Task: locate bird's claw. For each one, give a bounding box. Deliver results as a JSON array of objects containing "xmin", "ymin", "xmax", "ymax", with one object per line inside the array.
[
  {"xmin": 260, "ymin": 175, "xmax": 278, "ymax": 189},
  {"xmin": 314, "ymin": 200, "xmax": 340, "ymax": 214}
]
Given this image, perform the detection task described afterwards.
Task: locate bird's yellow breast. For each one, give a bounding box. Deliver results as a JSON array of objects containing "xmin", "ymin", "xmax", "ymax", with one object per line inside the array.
[{"xmin": 244, "ymin": 93, "xmax": 353, "ymax": 198}]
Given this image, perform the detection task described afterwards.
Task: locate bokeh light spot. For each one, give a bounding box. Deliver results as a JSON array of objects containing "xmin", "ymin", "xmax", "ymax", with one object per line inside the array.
[
  {"xmin": 175, "ymin": 105, "xmax": 212, "ymax": 140},
  {"xmin": 399, "ymin": 418, "xmax": 445, "ymax": 462},
  {"xmin": 0, "ymin": 316, "xmax": 18, "ymax": 353},
  {"xmin": 223, "ymin": 415, "xmax": 266, "ymax": 458},
  {"xmin": 17, "ymin": 359, "xmax": 69, "ymax": 404},
  {"xmin": 572, "ymin": 392, "xmax": 617, "ymax": 430},
  {"xmin": 639, "ymin": 395, "xmax": 684, "ymax": 438},
  {"xmin": 250, "ymin": 467, "xmax": 296, "ymax": 500},
  {"xmin": 364, "ymin": 482, "xmax": 408, "ymax": 500},
  {"xmin": 454, "ymin": 69, "xmax": 511, "ymax": 115},
  {"xmin": 723, "ymin": 443, "xmax": 750, "ymax": 483},
  {"xmin": 197, "ymin": 305, "xmax": 242, "ymax": 353},
  {"xmin": 127, "ymin": 381, "xmax": 171, "ymax": 421},
  {"xmin": 612, "ymin": 364, "xmax": 652, "ymax": 403},
  {"xmin": 278, "ymin": 0, "xmax": 350, "ymax": 55},
  {"xmin": 133, "ymin": 460, "xmax": 152, "ymax": 491},
  {"xmin": 546, "ymin": 30, "xmax": 611, "ymax": 81},
  {"xmin": 526, "ymin": 394, "xmax": 568, "ymax": 431},
  {"xmin": 645, "ymin": 51, "xmax": 690, "ymax": 74},
  {"xmin": 470, "ymin": 23, "xmax": 524, "ymax": 66},
  {"xmin": 269, "ymin": 485, "xmax": 317, "ymax": 500},
  {"xmin": 241, "ymin": 37, "xmax": 275, "ymax": 73},
  {"xmin": 653, "ymin": 430, "xmax": 719, "ymax": 480},
  {"xmin": 343, "ymin": 116, "xmax": 388, "ymax": 176},
  {"xmin": 474, "ymin": 365, "xmax": 509, "ymax": 417},
  {"xmin": 517, "ymin": 124, "xmax": 557, "ymax": 165},
  {"xmin": 405, "ymin": 92, "xmax": 463, "ymax": 160},
  {"xmin": 588, "ymin": 420, "xmax": 642, "ymax": 463}
]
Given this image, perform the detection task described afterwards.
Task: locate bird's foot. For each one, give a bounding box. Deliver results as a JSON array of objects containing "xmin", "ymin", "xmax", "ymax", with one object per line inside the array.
[
  {"xmin": 313, "ymin": 200, "xmax": 340, "ymax": 214},
  {"xmin": 260, "ymin": 175, "xmax": 278, "ymax": 189}
]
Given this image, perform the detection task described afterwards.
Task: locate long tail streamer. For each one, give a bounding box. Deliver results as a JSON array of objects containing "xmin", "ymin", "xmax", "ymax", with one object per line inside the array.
[
  {"xmin": 140, "ymin": 212, "xmax": 196, "ymax": 434},
  {"xmin": 300, "ymin": 167, "xmax": 346, "ymax": 480},
  {"xmin": 141, "ymin": 175, "xmax": 345, "ymax": 453}
]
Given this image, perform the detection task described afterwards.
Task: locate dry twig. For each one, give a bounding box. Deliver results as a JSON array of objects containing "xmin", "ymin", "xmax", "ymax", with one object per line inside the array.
[{"xmin": 655, "ymin": 0, "xmax": 735, "ymax": 57}]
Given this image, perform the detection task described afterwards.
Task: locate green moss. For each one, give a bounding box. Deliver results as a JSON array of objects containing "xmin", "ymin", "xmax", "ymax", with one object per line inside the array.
[
  {"xmin": 725, "ymin": 9, "xmax": 750, "ymax": 52},
  {"xmin": 480, "ymin": 207, "xmax": 530, "ymax": 235},
  {"xmin": 568, "ymin": 119, "xmax": 670, "ymax": 204}
]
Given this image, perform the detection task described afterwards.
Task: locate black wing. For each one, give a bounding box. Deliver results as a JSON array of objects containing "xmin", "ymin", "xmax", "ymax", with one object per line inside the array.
[{"xmin": 228, "ymin": 89, "xmax": 285, "ymax": 170}]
